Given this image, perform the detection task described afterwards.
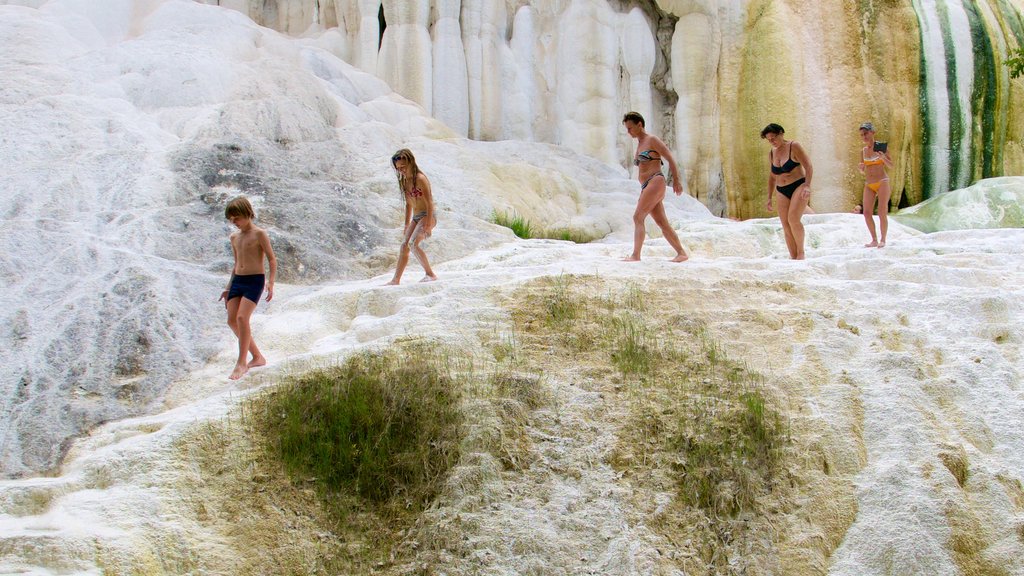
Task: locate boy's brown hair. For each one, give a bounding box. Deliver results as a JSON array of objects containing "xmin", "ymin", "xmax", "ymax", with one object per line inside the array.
[{"xmin": 225, "ymin": 196, "xmax": 255, "ymax": 219}]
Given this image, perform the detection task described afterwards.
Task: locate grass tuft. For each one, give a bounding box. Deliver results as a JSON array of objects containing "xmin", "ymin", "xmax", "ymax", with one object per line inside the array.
[
  {"xmin": 541, "ymin": 227, "xmax": 603, "ymax": 243},
  {"xmin": 544, "ymin": 274, "xmax": 585, "ymax": 326},
  {"xmin": 492, "ymin": 210, "xmax": 534, "ymax": 239},
  {"xmin": 670, "ymin": 388, "xmax": 784, "ymax": 516},
  {"xmin": 493, "ymin": 373, "xmax": 547, "ymax": 411},
  {"xmin": 491, "ymin": 210, "xmax": 601, "ymax": 243},
  {"xmin": 258, "ymin": 345, "xmax": 463, "ymax": 507},
  {"xmin": 610, "ymin": 312, "xmax": 655, "ymax": 375}
]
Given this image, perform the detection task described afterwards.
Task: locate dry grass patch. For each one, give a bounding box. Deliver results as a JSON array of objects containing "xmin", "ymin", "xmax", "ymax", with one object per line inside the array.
[
  {"xmin": 499, "ymin": 275, "xmax": 795, "ymax": 574},
  {"xmin": 175, "ymin": 340, "xmax": 549, "ymax": 575},
  {"xmin": 175, "ymin": 342, "xmax": 463, "ymax": 574}
]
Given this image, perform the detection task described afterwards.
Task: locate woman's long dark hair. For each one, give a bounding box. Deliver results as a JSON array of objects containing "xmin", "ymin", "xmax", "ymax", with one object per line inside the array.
[{"xmin": 391, "ymin": 148, "xmax": 421, "ymax": 196}]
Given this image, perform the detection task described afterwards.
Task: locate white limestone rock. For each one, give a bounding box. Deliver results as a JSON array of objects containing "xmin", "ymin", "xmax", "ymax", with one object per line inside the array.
[
  {"xmin": 432, "ymin": 0, "xmax": 469, "ymax": 136},
  {"xmin": 555, "ymin": 0, "xmax": 619, "ymax": 166},
  {"xmin": 378, "ymin": 0, "xmax": 432, "ymax": 112}
]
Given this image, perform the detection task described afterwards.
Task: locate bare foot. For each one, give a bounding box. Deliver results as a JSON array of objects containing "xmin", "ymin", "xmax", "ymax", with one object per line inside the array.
[
  {"xmin": 384, "ymin": 279, "xmax": 400, "ymax": 286},
  {"xmin": 670, "ymin": 253, "xmax": 689, "ymax": 263},
  {"xmin": 247, "ymin": 356, "xmax": 267, "ymax": 369},
  {"xmin": 229, "ymin": 363, "xmax": 249, "ymax": 380},
  {"xmin": 419, "ymin": 274, "xmax": 438, "ymax": 283},
  {"xmin": 877, "ymin": 241, "xmax": 886, "ymax": 248},
  {"xmin": 622, "ymin": 255, "xmax": 641, "ymax": 262},
  {"xmin": 864, "ymin": 240, "xmax": 878, "ymax": 248}
]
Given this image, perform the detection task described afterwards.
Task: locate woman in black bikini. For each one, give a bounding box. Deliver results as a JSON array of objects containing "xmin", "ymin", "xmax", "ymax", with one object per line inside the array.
[
  {"xmin": 762, "ymin": 123, "xmax": 814, "ymax": 260},
  {"xmin": 622, "ymin": 111, "xmax": 688, "ymax": 262}
]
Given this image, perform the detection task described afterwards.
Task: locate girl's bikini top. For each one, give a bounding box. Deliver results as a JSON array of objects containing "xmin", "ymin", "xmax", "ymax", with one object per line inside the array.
[
  {"xmin": 863, "ymin": 152, "xmax": 885, "ymax": 166},
  {"xmin": 406, "ymin": 185, "xmax": 424, "ymax": 198},
  {"xmin": 770, "ymin": 142, "xmax": 801, "ymax": 174}
]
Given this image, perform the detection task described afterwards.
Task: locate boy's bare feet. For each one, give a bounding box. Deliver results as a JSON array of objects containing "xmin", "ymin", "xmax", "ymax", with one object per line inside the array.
[
  {"xmin": 622, "ymin": 255, "xmax": 641, "ymax": 262},
  {"xmin": 670, "ymin": 253, "xmax": 689, "ymax": 263},
  {"xmin": 229, "ymin": 363, "xmax": 249, "ymax": 380},
  {"xmin": 864, "ymin": 240, "xmax": 878, "ymax": 247},
  {"xmin": 419, "ymin": 274, "xmax": 438, "ymax": 283},
  {"xmin": 384, "ymin": 279, "xmax": 400, "ymax": 286},
  {"xmin": 877, "ymin": 241, "xmax": 886, "ymax": 248},
  {"xmin": 247, "ymin": 356, "xmax": 267, "ymax": 369}
]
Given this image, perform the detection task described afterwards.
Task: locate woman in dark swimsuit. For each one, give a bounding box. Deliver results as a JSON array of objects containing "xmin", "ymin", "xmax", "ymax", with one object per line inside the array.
[
  {"xmin": 622, "ymin": 111, "xmax": 688, "ymax": 262},
  {"xmin": 762, "ymin": 123, "xmax": 814, "ymax": 260}
]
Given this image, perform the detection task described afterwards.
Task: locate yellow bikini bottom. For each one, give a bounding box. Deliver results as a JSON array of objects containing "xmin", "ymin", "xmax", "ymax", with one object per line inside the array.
[{"xmin": 866, "ymin": 178, "xmax": 889, "ymax": 193}]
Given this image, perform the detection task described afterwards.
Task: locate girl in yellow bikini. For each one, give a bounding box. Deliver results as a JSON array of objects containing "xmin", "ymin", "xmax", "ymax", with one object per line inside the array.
[{"xmin": 858, "ymin": 122, "xmax": 894, "ymax": 248}]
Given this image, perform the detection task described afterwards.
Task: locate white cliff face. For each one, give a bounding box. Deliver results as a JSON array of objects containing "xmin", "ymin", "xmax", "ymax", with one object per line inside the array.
[
  {"xmin": 309, "ymin": 0, "xmax": 668, "ymax": 173},
  {"xmin": 186, "ymin": 0, "xmax": 1024, "ymax": 217}
]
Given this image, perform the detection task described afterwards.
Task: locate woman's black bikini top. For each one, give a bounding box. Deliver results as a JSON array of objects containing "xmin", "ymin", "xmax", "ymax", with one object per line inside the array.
[{"xmin": 770, "ymin": 142, "xmax": 801, "ymax": 174}]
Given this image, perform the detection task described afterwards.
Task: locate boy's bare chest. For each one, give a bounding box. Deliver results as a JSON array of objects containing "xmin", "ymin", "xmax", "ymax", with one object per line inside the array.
[{"xmin": 234, "ymin": 232, "xmax": 261, "ymax": 254}]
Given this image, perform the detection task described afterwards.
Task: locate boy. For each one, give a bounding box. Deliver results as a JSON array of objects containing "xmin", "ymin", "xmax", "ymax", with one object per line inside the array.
[{"xmin": 219, "ymin": 196, "xmax": 277, "ymax": 380}]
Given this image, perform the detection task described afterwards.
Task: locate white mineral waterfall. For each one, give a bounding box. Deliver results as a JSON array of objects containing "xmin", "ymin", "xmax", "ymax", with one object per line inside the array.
[
  {"xmin": 620, "ymin": 8, "xmax": 656, "ymax": 136},
  {"xmin": 506, "ymin": 6, "xmax": 537, "ymax": 141},
  {"xmin": 946, "ymin": 0, "xmax": 976, "ymax": 190},
  {"xmin": 556, "ymin": 0, "xmax": 619, "ymax": 166},
  {"xmin": 462, "ymin": 0, "xmax": 484, "ymax": 139},
  {"xmin": 378, "ymin": 0, "xmax": 432, "ymax": 112},
  {"xmin": 189, "ymin": 0, "xmax": 1024, "ymax": 212},
  {"xmin": 794, "ymin": 9, "xmax": 840, "ymax": 212},
  {"xmin": 432, "ymin": 0, "xmax": 469, "ymax": 136},
  {"xmin": 917, "ymin": 0, "xmax": 950, "ymax": 194},
  {"xmin": 671, "ymin": 9, "xmax": 721, "ymax": 203},
  {"xmin": 975, "ymin": 0, "xmax": 1014, "ymax": 172},
  {"xmin": 478, "ymin": 0, "xmax": 508, "ymax": 141},
  {"xmin": 279, "ymin": 0, "xmax": 313, "ymax": 34},
  {"xmin": 913, "ymin": 0, "xmax": 976, "ymax": 195},
  {"xmin": 353, "ymin": 0, "xmax": 380, "ymax": 75}
]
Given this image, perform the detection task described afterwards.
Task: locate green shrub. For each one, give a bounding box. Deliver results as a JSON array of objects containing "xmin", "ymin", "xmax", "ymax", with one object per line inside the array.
[
  {"xmin": 1006, "ymin": 47, "xmax": 1024, "ymax": 79},
  {"xmin": 259, "ymin": 346, "xmax": 462, "ymax": 507}
]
